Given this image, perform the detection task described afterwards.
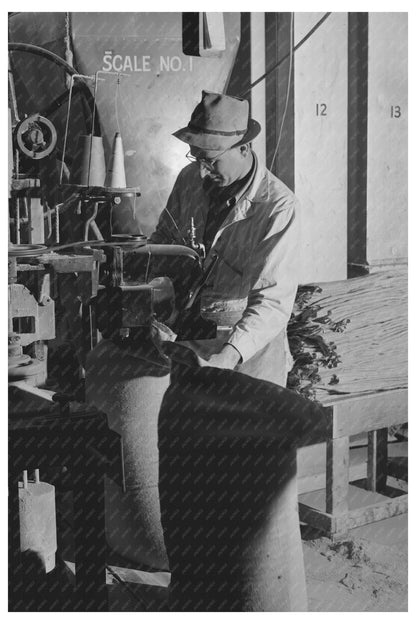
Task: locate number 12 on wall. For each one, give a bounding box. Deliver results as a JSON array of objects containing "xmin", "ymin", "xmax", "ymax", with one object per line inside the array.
[{"xmin": 316, "ymin": 103, "xmax": 327, "ymax": 116}]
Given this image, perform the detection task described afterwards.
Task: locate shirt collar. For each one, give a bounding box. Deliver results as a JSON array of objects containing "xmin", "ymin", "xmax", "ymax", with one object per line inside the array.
[
  {"xmin": 227, "ymin": 152, "xmax": 269, "ymax": 222},
  {"xmin": 228, "ymin": 152, "xmax": 257, "ymax": 207},
  {"xmin": 244, "ymin": 154, "xmax": 270, "ymax": 204}
]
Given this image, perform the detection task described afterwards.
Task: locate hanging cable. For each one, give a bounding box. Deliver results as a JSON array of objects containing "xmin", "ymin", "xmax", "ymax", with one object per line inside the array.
[
  {"xmin": 270, "ymin": 12, "xmax": 294, "ymax": 172},
  {"xmin": 115, "ymin": 74, "xmax": 121, "ymax": 134},
  {"xmin": 153, "ymin": 173, "xmax": 187, "ymax": 244},
  {"xmin": 64, "ymin": 12, "xmax": 74, "ymax": 91},
  {"xmin": 8, "ymin": 56, "xmax": 20, "ymax": 122},
  {"xmin": 164, "ymin": 207, "xmax": 187, "ymax": 245},
  {"xmin": 144, "ymin": 248, "xmax": 152, "ymax": 283},
  {"xmin": 239, "ymin": 12, "xmax": 331, "ymax": 98}
]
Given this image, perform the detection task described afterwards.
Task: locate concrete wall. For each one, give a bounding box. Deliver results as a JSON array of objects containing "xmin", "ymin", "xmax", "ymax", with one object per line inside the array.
[
  {"xmin": 293, "ymin": 12, "xmax": 407, "ymax": 279},
  {"xmin": 70, "ymin": 12, "xmax": 240, "ymax": 236},
  {"xmin": 294, "ymin": 12, "xmax": 348, "ymax": 283},
  {"xmin": 9, "ymin": 12, "xmax": 408, "ymax": 272},
  {"xmin": 366, "ymin": 13, "xmax": 407, "ymax": 267}
]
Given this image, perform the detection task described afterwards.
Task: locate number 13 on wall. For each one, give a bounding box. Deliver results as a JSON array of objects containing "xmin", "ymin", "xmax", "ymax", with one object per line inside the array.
[{"xmin": 390, "ymin": 106, "xmax": 402, "ymax": 118}]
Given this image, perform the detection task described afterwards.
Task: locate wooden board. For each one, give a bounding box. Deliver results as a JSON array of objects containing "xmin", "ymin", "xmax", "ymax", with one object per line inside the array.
[
  {"xmin": 298, "ymin": 502, "xmax": 336, "ymax": 535},
  {"xmin": 347, "ymin": 495, "xmax": 408, "ymax": 530},
  {"xmin": 299, "ymin": 483, "xmax": 407, "ymax": 538},
  {"xmin": 367, "ymin": 428, "xmax": 388, "ymax": 491},
  {"xmin": 298, "ymin": 463, "xmax": 367, "ymax": 496},
  {"xmin": 329, "ymin": 388, "xmax": 408, "ymax": 438},
  {"xmin": 326, "ymin": 436, "xmax": 349, "ymax": 514}
]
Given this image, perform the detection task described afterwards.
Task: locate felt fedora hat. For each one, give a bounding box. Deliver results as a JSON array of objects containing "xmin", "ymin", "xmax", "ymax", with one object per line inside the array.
[{"xmin": 173, "ymin": 90, "xmax": 261, "ymax": 151}]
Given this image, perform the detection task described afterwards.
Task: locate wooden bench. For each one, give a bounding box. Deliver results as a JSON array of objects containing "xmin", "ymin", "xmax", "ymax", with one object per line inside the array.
[{"xmin": 298, "ymin": 388, "xmax": 408, "ymax": 539}]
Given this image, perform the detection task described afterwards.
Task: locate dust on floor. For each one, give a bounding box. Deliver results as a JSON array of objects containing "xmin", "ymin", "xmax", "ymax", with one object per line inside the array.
[{"xmin": 303, "ymin": 531, "xmax": 408, "ymax": 612}]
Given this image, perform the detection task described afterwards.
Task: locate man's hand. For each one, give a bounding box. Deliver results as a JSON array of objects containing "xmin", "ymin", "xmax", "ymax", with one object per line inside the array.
[{"xmin": 199, "ymin": 344, "xmax": 242, "ymax": 370}]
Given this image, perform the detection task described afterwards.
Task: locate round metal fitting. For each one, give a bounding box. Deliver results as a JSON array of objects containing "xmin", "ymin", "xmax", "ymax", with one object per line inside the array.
[
  {"xmin": 8, "ymin": 353, "xmax": 31, "ymax": 368},
  {"xmin": 15, "ymin": 114, "xmax": 58, "ymax": 160}
]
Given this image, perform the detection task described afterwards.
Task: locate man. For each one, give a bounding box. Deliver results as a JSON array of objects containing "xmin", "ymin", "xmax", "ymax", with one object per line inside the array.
[{"xmin": 150, "ymin": 90, "xmax": 300, "ymax": 386}]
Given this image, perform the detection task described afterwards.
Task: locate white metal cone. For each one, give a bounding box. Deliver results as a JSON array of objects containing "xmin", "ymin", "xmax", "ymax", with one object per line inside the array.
[
  {"xmin": 78, "ymin": 135, "xmax": 106, "ymax": 186},
  {"xmin": 105, "ymin": 132, "xmax": 127, "ymax": 188}
]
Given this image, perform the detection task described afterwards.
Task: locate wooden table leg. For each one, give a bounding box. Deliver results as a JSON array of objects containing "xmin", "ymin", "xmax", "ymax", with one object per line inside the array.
[
  {"xmin": 326, "ymin": 436, "xmax": 349, "ymax": 536},
  {"xmin": 367, "ymin": 428, "xmax": 388, "ymax": 492}
]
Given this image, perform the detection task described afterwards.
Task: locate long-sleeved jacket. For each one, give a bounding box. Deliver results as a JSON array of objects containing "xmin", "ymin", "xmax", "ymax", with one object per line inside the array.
[{"xmin": 150, "ymin": 153, "xmax": 300, "ymax": 385}]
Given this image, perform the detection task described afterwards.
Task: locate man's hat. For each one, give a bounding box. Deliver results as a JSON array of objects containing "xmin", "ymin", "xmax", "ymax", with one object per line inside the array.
[{"xmin": 173, "ymin": 90, "xmax": 261, "ymax": 152}]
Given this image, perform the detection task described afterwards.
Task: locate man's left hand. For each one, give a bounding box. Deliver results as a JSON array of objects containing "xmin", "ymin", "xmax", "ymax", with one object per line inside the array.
[{"xmin": 200, "ymin": 344, "xmax": 242, "ymax": 370}]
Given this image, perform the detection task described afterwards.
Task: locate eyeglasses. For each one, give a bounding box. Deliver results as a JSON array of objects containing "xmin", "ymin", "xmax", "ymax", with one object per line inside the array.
[{"xmin": 186, "ymin": 148, "xmax": 230, "ymax": 170}]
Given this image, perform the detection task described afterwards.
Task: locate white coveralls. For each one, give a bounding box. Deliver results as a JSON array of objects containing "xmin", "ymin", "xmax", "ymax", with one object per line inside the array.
[{"xmin": 150, "ymin": 153, "xmax": 300, "ymax": 386}]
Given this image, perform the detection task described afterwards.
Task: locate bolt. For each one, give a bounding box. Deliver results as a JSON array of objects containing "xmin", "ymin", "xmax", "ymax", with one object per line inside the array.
[
  {"xmin": 8, "ymin": 334, "xmax": 21, "ymax": 345},
  {"xmin": 8, "ymin": 334, "xmax": 23, "ymax": 358}
]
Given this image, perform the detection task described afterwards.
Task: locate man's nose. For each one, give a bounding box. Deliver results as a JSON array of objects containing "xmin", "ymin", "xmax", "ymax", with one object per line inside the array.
[{"xmin": 198, "ymin": 161, "xmax": 211, "ymax": 179}]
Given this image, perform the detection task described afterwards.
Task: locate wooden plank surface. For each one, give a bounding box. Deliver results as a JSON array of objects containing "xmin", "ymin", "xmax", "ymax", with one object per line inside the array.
[{"xmin": 326, "ymin": 388, "xmax": 407, "ymax": 438}]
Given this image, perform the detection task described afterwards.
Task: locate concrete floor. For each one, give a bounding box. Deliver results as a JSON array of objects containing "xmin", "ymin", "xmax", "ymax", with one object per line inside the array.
[
  {"xmin": 104, "ymin": 501, "xmax": 407, "ymax": 612},
  {"xmin": 302, "ymin": 503, "xmax": 407, "ymax": 612},
  {"xmin": 20, "ymin": 438, "xmax": 406, "ymax": 611},
  {"xmin": 298, "ymin": 438, "xmax": 408, "ymax": 612},
  {"xmin": 104, "ymin": 438, "xmax": 408, "ymax": 612}
]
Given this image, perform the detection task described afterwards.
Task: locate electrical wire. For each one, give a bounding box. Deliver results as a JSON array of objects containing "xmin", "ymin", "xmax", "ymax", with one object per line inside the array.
[
  {"xmin": 152, "ymin": 178, "xmax": 186, "ymax": 244},
  {"xmin": 64, "ymin": 12, "xmax": 73, "ymax": 91},
  {"xmin": 115, "ymin": 75, "xmax": 121, "ymax": 134},
  {"xmin": 239, "ymin": 12, "xmax": 332, "ymax": 97},
  {"xmin": 8, "ymin": 239, "xmax": 148, "ymax": 257},
  {"xmin": 144, "ymin": 249, "xmax": 152, "ymax": 283},
  {"xmin": 270, "ymin": 12, "xmax": 294, "ymax": 172},
  {"xmin": 60, "ymin": 76, "xmax": 75, "ymax": 186},
  {"xmin": 110, "ymin": 201, "xmax": 114, "ymax": 239},
  {"xmin": 8, "ymin": 56, "xmax": 20, "ymax": 122},
  {"xmin": 164, "ymin": 207, "xmax": 187, "ymax": 244},
  {"xmin": 8, "ymin": 244, "xmax": 48, "ymax": 256}
]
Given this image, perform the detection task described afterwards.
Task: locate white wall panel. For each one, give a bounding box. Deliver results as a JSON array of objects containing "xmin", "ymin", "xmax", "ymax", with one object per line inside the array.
[
  {"xmin": 294, "ymin": 13, "xmax": 348, "ymax": 282},
  {"xmin": 367, "ymin": 13, "xmax": 407, "ymax": 267}
]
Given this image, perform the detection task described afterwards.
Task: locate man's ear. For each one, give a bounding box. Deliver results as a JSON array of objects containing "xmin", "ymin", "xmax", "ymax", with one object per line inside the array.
[{"xmin": 240, "ymin": 143, "xmax": 251, "ymax": 157}]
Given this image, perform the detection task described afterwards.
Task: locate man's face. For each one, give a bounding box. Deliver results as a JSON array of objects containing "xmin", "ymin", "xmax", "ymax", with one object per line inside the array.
[{"xmin": 190, "ymin": 145, "xmax": 251, "ymax": 188}]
